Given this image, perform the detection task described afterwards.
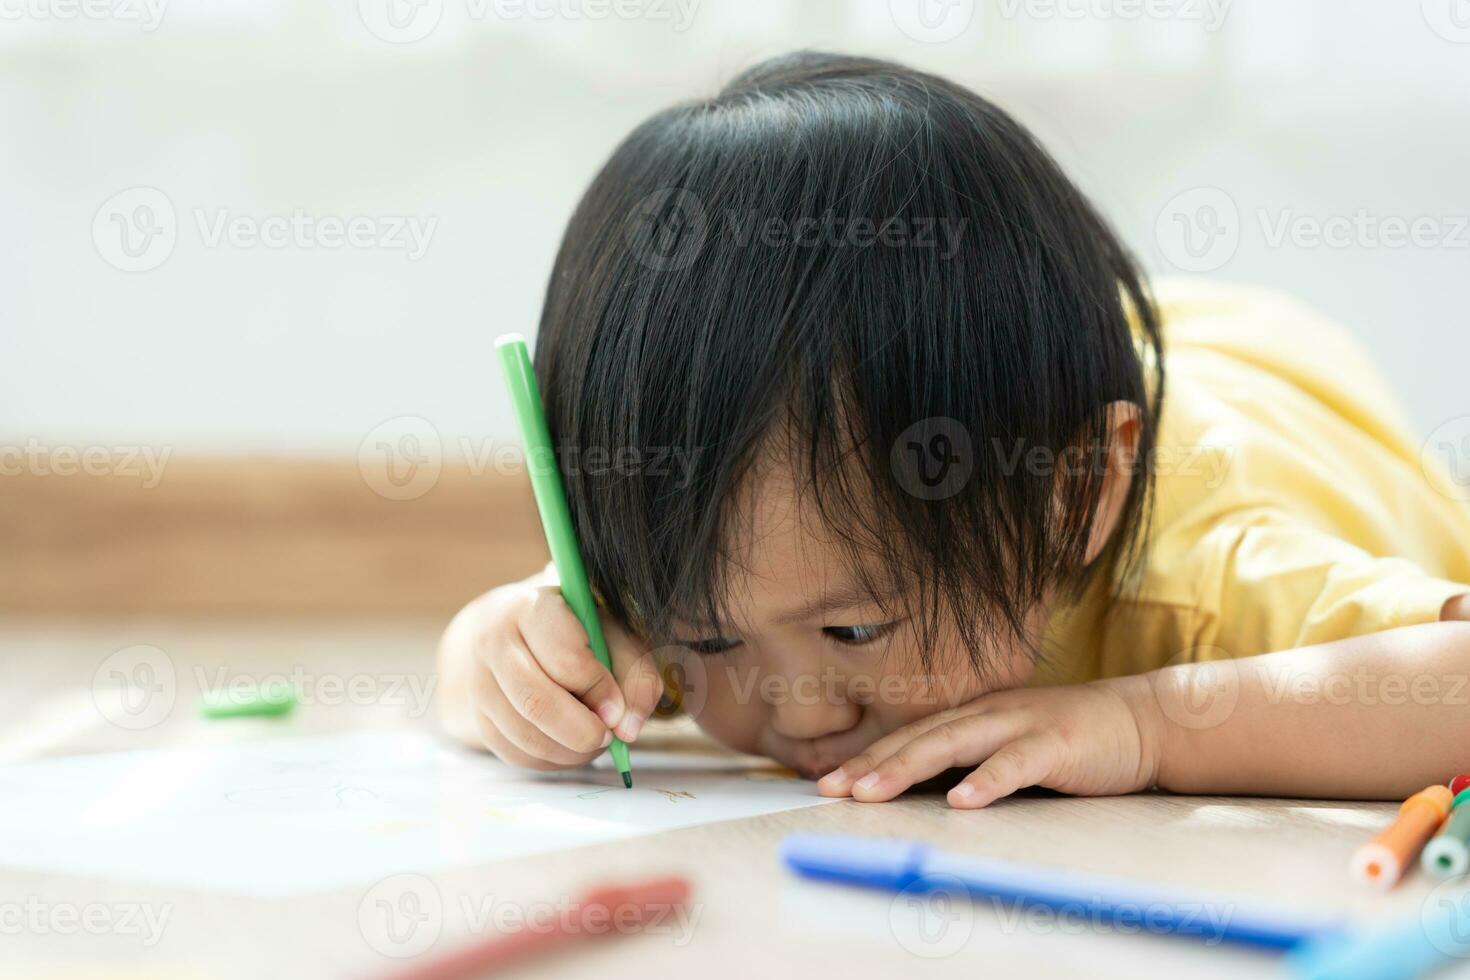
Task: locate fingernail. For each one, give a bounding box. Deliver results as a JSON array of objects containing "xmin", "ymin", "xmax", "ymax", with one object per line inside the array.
[
  {"xmin": 599, "ymin": 730, "xmax": 613, "ymax": 749},
  {"xmin": 819, "ymin": 766, "xmax": 847, "ymax": 785},
  {"xmin": 597, "ymin": 701, "xmax": 624, "ymax": 728},
  {"xmin": 949, "ymin": 784, "xmax": 976, "ymax": 803},
  {"xmin": 618, "ymin": 713, "xmax": 644, "ymax": 743},
  {"xmin": 854, "ymin": 773, "xmax": 880, "ymax": 794}
]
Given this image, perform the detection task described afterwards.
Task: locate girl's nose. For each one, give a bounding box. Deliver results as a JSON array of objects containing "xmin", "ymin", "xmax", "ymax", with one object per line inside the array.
[{"xmin": 767, "ymin": 674, "xmax": 862, "ymax": 741}]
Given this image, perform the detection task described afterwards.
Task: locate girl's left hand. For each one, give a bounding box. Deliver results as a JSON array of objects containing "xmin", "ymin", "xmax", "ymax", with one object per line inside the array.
[{"xmin": 816, "ymin": 677, "xmax": 1162, "ymax": 809}]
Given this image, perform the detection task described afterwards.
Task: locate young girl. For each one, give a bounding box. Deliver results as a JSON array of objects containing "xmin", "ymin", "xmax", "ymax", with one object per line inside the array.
[{"xmin": 439, "ymin": 52, "xmax": 1470, "ymax": 809}]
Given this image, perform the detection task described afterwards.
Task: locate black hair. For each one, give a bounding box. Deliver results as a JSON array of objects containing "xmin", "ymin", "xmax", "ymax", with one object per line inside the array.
[{"xmin": 534, "ymin": 51, "xmax": 1163, "ymax": 673}]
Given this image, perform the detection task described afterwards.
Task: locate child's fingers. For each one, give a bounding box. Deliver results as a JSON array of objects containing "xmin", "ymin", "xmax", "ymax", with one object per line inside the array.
[
  {"xmin": 471, "ymin": 659, "xmax": 592, "ymax": 765},
  {"xmin": 483, "ymin": 641, "xmax": 611, "ymax": 759},
  {"xmin": 817, "ymin": 704, "xmax": 994, "ymax": 796},
  {"xmin": 516, "ymin": 587, "xmax": 627, "ymax": 729},
  {"xmin": 815, "ymin": 714, "xmax": 952, "ymax": 794},
  {"xmin": 845, "ymin": 714, "xmax": 1024, "ymax": 803},
  {"xmin": 946, "ymin": 736, "xmax": 1058, "ymax": 810},
  {"xmin": 470, "ymin": 663, "xmax": 592, "ymax": 767},
  {"xmin": 475, "ymin": 678, "xmax": 599, "ymax": 767},
  {"xmin": 604, "ymin": 618, "xmax": 663, "ymax": 743},
  {"xmin": 470, "ymin": 703, "xmax": 573, "ymax": 772}
]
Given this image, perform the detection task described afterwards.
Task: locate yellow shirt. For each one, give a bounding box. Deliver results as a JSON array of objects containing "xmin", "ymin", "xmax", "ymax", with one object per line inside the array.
[{"xmin": 1037, "ymin": 279, "xmax": 1470, "ymax": 684}]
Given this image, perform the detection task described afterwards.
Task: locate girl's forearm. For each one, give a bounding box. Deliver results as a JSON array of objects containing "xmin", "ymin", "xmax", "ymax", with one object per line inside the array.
[{"xmin": 1135, "ymin": 622, "xmax": 1470, "ymax": 799}]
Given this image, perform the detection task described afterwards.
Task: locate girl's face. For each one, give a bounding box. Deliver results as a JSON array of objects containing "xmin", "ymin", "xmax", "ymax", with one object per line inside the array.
[{"xmin": 656, "ymin": 458, "xmax": 1050, "ymax": 780}]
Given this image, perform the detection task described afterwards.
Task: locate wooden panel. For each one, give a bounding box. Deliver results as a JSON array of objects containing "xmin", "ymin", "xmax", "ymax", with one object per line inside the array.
[{"xmin": 0, "ymin": 458, "xmax": 548, "ymax": 616}]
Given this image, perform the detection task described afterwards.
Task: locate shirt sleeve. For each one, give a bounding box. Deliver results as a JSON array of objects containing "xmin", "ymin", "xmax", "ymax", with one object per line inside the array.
[{"xmin": 1190, "ymin": 512, "xmax": 1470, "ymax": 660}]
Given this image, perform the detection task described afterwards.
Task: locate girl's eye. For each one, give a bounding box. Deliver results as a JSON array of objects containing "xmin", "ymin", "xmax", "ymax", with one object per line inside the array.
[
  {"xmin": 822, "ymin": 623, "xmax": 895, "ymax": 646},
  {"xmin": 678, "ymin": 636, "xmax": 742, "ymax": 656}
]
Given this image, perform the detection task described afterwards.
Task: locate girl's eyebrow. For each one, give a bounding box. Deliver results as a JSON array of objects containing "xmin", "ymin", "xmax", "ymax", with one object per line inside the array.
[{"xmin": 771, "ymin": 582, "xmax": 890, "ymax": 626}]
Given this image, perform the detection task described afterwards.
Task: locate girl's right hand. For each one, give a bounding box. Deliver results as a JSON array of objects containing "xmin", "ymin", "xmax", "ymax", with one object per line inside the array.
[{"xmin": 437, "ymin": 570, "xmax": 664, "ymax": 770}]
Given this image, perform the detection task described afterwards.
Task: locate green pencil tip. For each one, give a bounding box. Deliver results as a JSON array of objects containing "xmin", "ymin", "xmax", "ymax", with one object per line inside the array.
[{"xmin": 623, "ymin": 772, "xmax": 633, "ymax": 789}]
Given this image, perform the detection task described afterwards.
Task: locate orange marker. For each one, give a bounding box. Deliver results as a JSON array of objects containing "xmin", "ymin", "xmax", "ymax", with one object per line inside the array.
[{"xmin": 1351, "ymin": 785, "xmax": 1453, "ymax": 890}]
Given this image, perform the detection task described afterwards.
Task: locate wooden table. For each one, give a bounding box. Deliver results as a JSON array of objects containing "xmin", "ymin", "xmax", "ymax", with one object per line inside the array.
[{"xmin": 0, "ymin": 617, "xmax": 1453, "ymax": 979}]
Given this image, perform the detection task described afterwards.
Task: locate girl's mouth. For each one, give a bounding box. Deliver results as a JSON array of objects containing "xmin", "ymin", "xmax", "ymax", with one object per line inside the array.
[{"xmin": 757, "ymin": 725, "xmax": 880, "ymax": 781}]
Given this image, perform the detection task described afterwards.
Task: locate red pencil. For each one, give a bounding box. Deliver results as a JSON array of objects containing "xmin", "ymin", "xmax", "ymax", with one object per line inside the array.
[{"xmin": 381, "ymin": 876, "xmax": 692, "ymax": 980}]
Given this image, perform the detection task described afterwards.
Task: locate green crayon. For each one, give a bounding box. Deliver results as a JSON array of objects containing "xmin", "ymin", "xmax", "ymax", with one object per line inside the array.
[
  {"xmin": 495, "ymin": 334, "xmax": 633, "ymax": 788},
  {"xmin": 1422, "ymin": 789, "xmax": 1470, "ymax": 878}
]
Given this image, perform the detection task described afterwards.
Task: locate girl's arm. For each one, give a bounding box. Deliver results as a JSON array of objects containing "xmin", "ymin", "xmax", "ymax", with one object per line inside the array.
[
  {"xmin": 1147, "ymin": 619, "xmax": 1470, "ymax": 799},
  {"xmin": 820, "ymin": 616, "xmax": 1470, "ymax": 807}
]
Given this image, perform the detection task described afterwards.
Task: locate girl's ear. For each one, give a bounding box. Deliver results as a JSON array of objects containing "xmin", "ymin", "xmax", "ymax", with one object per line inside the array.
[{"xmin": 1083, "ymin": 401, "xmax": 1142, "ymax": 564}]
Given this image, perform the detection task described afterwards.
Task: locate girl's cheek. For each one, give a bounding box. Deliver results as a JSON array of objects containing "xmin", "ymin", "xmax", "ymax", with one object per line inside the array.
[{"xmin": 681, "ymin": 672, "xmax": 766, "ymax": 752}]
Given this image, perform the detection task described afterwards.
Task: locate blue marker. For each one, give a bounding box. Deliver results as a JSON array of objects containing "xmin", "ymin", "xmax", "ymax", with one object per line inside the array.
[
  {"xmin": 780, "ymin": 832, "xmax": 1341, "ymax": 951},
  {"xmin": 1286, "ymin": 888, "xmax": 1470, "ymax": 980}
]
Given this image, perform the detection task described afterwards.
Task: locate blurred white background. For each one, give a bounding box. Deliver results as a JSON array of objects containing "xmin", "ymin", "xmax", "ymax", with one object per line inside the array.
[{"xmin": 5, "ymin": 0, "xmax": 1468, "ymax": 457}]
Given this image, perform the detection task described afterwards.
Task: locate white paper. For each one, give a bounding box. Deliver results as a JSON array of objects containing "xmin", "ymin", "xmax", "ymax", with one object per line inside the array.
[{"xmin": 0, "ymin": 732, "xmax": 836, "ymax": 896}]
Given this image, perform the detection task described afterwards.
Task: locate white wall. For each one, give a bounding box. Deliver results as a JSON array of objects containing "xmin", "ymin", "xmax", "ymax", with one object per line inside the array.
[{"xmin": 5, "ymin": 0, "xmax": 1468, "ymax": 457}]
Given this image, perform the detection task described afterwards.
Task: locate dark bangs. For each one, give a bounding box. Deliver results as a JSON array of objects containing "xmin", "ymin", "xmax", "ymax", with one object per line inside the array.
[{"xmin": 533, "ymin": 51, "xmax": 1163, "ymax": 671}]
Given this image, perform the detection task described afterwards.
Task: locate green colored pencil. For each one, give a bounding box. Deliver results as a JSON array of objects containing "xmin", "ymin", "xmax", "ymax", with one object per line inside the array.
[{"xmin": 495, "ymin": 333, "xmax": 633, "ymax": 788}]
